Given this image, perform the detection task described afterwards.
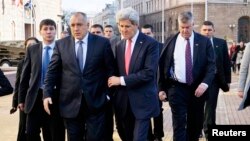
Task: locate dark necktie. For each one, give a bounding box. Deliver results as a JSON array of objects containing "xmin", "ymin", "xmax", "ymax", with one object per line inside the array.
[
  {"xmin": 77, "ymin": 41, "xmax": 83, "ymax": 72},
  {"xmin": 42, "ymin": 46, "xmax": 51, "ymax": 85},
  {"xmin": 125, "ymin": 39, "xmax": 132, "ymax": 75},
  {"xmin": 185, "ymin": 39, "xmax": 193, "ymax": 85}
]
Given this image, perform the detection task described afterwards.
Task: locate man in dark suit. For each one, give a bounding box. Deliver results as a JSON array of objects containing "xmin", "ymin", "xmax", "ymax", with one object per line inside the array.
[
  {"xmin": 108, "ymin": 7, "xmax": 160, "ymax": 141},
  {"xmin": 141, "ymin": 24, "xmax": 164, "ymax": 141},
  {"xmin": 200, "ymin": 21, "xmax": 231, "ymax": 139},
  {"xmin": 158, "ymin": 12, "xmax": 216, "ymax": 141},
  {"xmin": 43, "ymin": 12, "xmax": 115, "ymax": 141},
  {"xmin": 0, "ymin": 69, "xmax": 13, "ymax": 96},
  {"xmin": 18, "ymin": 19, "xmax": 65, "ymax": 141},
  {"xmin": 104, "ymin": 25, "xmax": 121, "ymax": 57}
]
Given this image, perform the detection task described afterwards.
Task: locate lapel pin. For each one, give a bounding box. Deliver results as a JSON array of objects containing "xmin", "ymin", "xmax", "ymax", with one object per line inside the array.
[{"xmin": 195, "ymin": 44, "xmax": 199, "ymax": 46}]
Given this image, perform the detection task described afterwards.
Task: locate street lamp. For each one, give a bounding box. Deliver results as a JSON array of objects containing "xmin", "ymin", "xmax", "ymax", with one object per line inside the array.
[{"xmin": 229, "ymin": 24, "xmax": 235, "ymax": 31}]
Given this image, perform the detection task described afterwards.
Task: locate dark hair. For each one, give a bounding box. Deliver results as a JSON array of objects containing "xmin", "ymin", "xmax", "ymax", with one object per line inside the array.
[
  {"xmin": 24, "ymin": 37, "xmax": 39, "ymax": 48},
  {"xmin": 39, "ymin": 19, "xmax": 56, "ymax": 31},
  {"xmin": 202, "ymin": 21, "xmax": 214, "ymax": 28},
  {"xmin": 142, "ymin": 24, "xmax": 153, "ymax": 31},
  {"xmin": 104, "ymin": 25, "xmax": 113, "ymax": 28},
  {"xmin": 91, "ymin": 24, "xmax": 104, "ymax": 32}
]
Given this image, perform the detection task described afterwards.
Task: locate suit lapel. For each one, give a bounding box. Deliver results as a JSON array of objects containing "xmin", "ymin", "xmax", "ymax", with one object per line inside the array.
[
  {"xmin": 83, "ymin": 34, "xmax": 94, "ymax": 74},
  {"xmin": 193, "ymin": 33, "xmax": 199, "ymax": 67},
  {"xmin": 38, "ymin": 43, "xmax": 43, "ymax": 74},
  {"xmin": 120, "ymin": 40, "xmax": 126, "ymax": 74},
  {"xmin": 67, "ymin": 37, "xmax": 81, "ymax": 74},
  {"xmin": 129, "ymin": 33, "xmax": 144, "ymax": 73}
]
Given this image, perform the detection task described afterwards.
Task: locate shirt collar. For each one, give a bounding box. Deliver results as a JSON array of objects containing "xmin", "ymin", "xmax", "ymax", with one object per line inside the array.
[
  {"xmin": 130, "ymin": 29, "xmax": 139, "ymax": 43},
  {"xmin": 75, "ymin": 32, "xmax": 89, "ymax": 44},
  {"xmin": 43, "ymin": 41, "xmax": 55, "ymax": 49},
  {"xmin": 178, "ymin": 31, "xmax": 194, "ymax": 42}
]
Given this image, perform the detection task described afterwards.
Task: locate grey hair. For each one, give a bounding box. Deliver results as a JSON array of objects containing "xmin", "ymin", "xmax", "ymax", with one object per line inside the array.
[
  {"xmin": 178, "ymin": 11, "xmax": 193, "ymax": 24},
  {"xmin": 71, "ymin": 12, "xmax": 88, "ymax": 22},
  {"xmin": 116, "ymin": 7, "xmax": 139, "ymax": 25}
]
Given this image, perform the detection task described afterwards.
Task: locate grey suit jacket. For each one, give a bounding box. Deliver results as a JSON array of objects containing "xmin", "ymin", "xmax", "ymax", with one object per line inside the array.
[
  {"xmin": 43, "ymin": 34, "xmax": 115, "ymax": 118},
  {"xmin": 238, "ymin": 42, "xmax": 250, "ymax": 110}
]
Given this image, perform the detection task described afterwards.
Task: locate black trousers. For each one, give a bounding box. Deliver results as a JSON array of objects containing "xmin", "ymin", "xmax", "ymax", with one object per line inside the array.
[
  {"xmin": 168, "ymin": 81, "xmax": 206, "ymax": 141},
  {"xmin": 26, "ymin": 89, "xmax": 65, "ymax": 141},
  {"xmin": 104, "ymin": 99, "xmax": 114, "ymax": 141},
  {"xmin": 203, "ymin": 81, "xmax": 220, "ymax": 138},
  {"xmin": 17, "ymin": 110, "xmax": 27, "ymax": 141},
  {"xmin": 148, "ymin": 100, "xmax": 164, "ymax": 140}
]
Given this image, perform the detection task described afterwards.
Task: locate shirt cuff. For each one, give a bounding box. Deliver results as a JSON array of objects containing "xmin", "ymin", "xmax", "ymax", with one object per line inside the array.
[
  {"xmin": 120, "ymin": 76, "xmax": 126, "ymax": 86},
  {"xmin": 201, "ymin": 83, "xmax": 208, "ymax": 89}
]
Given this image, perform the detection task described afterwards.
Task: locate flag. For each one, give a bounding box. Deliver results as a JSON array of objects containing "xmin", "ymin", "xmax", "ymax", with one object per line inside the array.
[{"xmin": 15, "ymin": 0, "xmax": 23, "ymax": 7}]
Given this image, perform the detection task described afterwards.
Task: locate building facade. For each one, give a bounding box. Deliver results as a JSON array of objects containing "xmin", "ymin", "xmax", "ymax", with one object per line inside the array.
[
  {"xmin": 0, "ymin": 0, "xmax": 63, "ymax": 41},
  {"xmin": 123, "ymin": 0, "xmax": 250, "ymax": 43}
]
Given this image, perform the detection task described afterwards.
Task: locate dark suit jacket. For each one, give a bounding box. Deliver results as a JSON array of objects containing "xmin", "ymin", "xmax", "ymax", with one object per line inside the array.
[
  {"xmin": 12, "ymin": 59, "xmax": 24, "ymax": 107},
  {"xmin": 18, "ymin": 42, "xmax": 48, "ymax": 113},
  {"xmin": 159, "ymin": 32, "xmax": 216, "ymax": 94},
  {"xmin": 212, "ymin": 37, "xmax": 231, "ymax": 92},
  {"xmin": 114, "ymin": 32, "xmax": 160, "ymax": 119},
  {"xmin": 0, "ymin": 69, "xmax": 13, "ymax": 96},
  {"xmin": 110, "ymin": 36, "xmax": 121, "ymax": 57},
  {"xmin": 43, "ymin": 34, "xmax": 115, "ymax": 118}
]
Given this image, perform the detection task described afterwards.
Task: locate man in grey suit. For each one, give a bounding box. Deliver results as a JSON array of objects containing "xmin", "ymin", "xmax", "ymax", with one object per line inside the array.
[
  {"xmin": 43, "ymin": 12, "xmax": 115, "ymax": 141},
  {"xmin": 200, "ymin": 21, "xmax": 231, "ymax": 139},
  {"xmin": 158, "ymin": 12, "xmax": 216, "ymax": 141}
]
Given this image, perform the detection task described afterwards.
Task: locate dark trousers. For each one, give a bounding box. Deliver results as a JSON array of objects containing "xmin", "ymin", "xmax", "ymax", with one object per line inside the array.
[
  {"xmin": 26, "ymin": 89, "xmax": 65, "ymax": 141},
  {"xmin": 203, "ymin": 81, "xmax": 220, "ymax": 138},
  {"xmin": 148, "ymin": 101, "xmax": 164, "ymax": 140},
  {"xmin": 116, "ymin": 101, "xmax": 150, "ymax": 141},
  {"xmin": 104, "ymin": 99, "xmax": 114, "ymax": 141},
  {"xmin": 64, "ymin": 96, "xmax": 105, "ymax": 141},
  {"xmin": 17, "ymin": 110, "xmax": 27, "ymax": 141},
  {"xmin": 168, "ymin": 82, "xmax": 206, "ymax": 141},
  {"xmin": 26, "ymin": 91, "xmax": 52, "ymax": 141}
]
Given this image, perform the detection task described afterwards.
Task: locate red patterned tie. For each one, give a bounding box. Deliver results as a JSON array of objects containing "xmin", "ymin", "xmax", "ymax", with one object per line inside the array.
[
  {"xmin": 125, "ymin": 39, "xmax": 132, "ymax": 75},
  {"xmin": 186, "ymin": 38, "xmax": 193, "ymax": 85}
]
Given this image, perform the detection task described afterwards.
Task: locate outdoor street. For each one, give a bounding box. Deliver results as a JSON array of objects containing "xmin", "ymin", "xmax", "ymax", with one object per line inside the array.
[{"xmin": 0, "ymin": 68, "xmax": 250, "ymax": 141}]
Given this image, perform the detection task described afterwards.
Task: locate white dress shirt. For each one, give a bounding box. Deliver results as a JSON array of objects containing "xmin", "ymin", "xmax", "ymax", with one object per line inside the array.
[
  {"xmin": 173, "ymin": 32, "xmax": 194, "ymax": 84},
  {"xmin": 120, "ymin": 30, "xmax": 140, "ymax": 86},
  {"xmin": 75, "ymin": 33, "xmax": 89, "ymax": 70}
]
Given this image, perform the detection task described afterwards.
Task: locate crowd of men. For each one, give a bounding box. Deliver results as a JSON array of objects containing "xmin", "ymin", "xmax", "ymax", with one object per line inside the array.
[{"xmin": 3, "ymin": 6, "xmax": 250, "ymax": 141}]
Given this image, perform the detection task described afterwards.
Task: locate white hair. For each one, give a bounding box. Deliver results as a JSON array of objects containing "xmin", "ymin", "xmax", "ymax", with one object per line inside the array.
[{"xmin": 116, "ymin": 7, "xmax": 139, "ymax": 25}]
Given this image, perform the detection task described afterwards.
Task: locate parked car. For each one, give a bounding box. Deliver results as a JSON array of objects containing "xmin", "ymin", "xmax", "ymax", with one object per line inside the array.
[{"xmin": 0, "ymin": 41, "xmax": 25, "ymax": 67}]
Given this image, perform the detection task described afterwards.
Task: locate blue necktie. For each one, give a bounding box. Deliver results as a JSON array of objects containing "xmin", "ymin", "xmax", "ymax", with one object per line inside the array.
[
  {"xmin": 42, "ymin": 46, "xmax": 51, "ymax": 86},
  {"xmin": 185, "ymin": 39, "xmax": 193, "ymax": 85},
  {"xmin": 77, "ymin": 41, "xmax": 83, "ymax": 72}
]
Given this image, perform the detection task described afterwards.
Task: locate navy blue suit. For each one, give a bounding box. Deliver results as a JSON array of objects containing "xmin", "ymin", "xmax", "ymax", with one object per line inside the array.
[
  {"xmin": 0, "ymin": 69, "xmax": 13, "ymax": 96},
  {"xmin": 114, "ymin": 32, "xmax": 160, "ymax": 141},
  {"xmin": 159, "ymin": 32, "xmax": 216, "ymax": 141},
  {"xmin": 43, "ymin": 34, "xmax": 115, "ymax": 141}
]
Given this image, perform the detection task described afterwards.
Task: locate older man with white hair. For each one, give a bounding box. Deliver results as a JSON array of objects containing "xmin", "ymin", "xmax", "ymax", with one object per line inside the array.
[{"xmin": 108, "ymin": 7, "xmax": 160, "ymax": 141}]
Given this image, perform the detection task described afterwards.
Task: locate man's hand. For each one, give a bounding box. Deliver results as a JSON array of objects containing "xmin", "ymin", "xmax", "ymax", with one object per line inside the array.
[
  {"xmin": 195, "ymin": 83, "xmax": 208, "ymax": 97},
  {"xmin": 159, "ymin": 91, "xmax": 167, "ymax": 102},
  {"xmin": 43, "ymin": 97, "xmax": 53, "ymax": 115},
  {"xmin": 237, "ymin": 91, "xmax": 244, "ymax": 98},
  {"xmin": 108, "ymin": 76, "xmax": 121, "ymax": 87},
  {"xmin": 18, "ymin": 103, "xmax": 24, "ymax": 111},
  {"xmin": 10, "ymin": 107, "xmax": 17, "ymax": 114}
]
